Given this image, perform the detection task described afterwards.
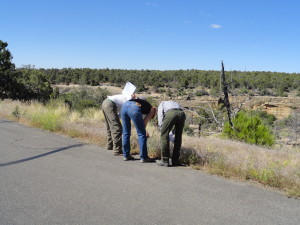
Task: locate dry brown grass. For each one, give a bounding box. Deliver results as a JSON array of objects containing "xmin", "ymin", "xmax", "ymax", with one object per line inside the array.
[
  {"xmin": 53, "ymin": 84, "xmax": 123, "ymax": 95},
  {"xmin": 1, "ymin": 99, "xmax": 299, "ymax": 198},
  {"xmin": 180, "ymin": 136, "xmax": 300, "ymax": 197}
]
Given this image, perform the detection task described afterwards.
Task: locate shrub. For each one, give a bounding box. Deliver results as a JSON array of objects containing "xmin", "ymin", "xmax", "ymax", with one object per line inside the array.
[
  {"xmin": 275, "ymin": 89, "xmax": 288, "ymax": 97},
  {"xmin": 222, "ymin": 111, "xmax": 275, "ymax": 146},
  {"xmin": 183, "ymin": 124, "xmax": 194, "ymax": 136},
  {"xmin": 59, "ymin": 87, "xmax": 110, "ymax": 113},
  {"xmin": 238, "ymin": 87, "xmax": 248, "ymax": 95},
  {"xmin": 247, "ymin": 110, "xmax": 276, "ymax": 127},
  {"xmin": 209, "ymin": 87, "xmax": 219, "ymax": 97},
  {"xmin": 12, "ymin": 106, "xmax": 21, "ymax": 119},
  {"xmin": 258, "ymin": 88, "xmax": 273, "ymax": 96},
  {"xmin": 195, "ymin": 89, "xmax": 209, "ymax": 96}
]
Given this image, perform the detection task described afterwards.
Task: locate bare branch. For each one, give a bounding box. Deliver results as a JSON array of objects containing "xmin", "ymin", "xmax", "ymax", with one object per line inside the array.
[
  {"xmin": 231, "ymin": 95, "xmax": 252, "ymax": 118},
  {"xmin": 207, "ymin": 102, "xmax": 221, "ymax": 124}
]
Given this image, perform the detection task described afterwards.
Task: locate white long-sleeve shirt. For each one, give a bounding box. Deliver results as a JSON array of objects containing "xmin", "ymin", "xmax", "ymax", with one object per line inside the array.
[
  {"xmin": 107, "ymin": 94, "xmax": 127, "ymax": 113},
  {"xmin": 157, "ymin": 101, "xmax": 182, "ymax": 127}
]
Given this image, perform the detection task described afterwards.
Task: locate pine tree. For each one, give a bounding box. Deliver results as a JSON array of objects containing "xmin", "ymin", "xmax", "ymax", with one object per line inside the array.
[{"xmin": 0, "ymin": 40, "xmax": 19, "ymax": 99}]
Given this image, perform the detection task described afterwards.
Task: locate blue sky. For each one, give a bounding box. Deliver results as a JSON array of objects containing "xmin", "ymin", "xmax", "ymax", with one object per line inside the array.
[{"xmin": 1, "ymin": 0, "xmax": 299, "ymax": 73}]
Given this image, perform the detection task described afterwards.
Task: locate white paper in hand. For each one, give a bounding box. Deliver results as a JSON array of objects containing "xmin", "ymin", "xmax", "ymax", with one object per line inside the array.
[{"xmin": 122, "ymin": 82, "xmax": 136, "ymax": 100}]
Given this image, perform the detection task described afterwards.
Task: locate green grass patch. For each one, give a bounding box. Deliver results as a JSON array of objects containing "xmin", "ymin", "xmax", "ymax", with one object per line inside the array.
[{"xmin": 30, "ymin": 111, "xmax": 63, "ymax": 131}]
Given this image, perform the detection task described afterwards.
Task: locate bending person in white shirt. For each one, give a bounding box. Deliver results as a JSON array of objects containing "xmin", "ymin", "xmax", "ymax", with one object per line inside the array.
[
  {"xmin": 156, "ymin": 101, "xmax": 186, "ymax": 167},
  {"xmin": 102, "ymin": 94, "xmax": 127, "ymax": 156}
]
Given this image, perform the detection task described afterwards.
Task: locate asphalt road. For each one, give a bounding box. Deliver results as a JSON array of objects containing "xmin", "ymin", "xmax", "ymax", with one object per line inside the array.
[{"xmin": 0, "ymin": 118, "xmax": 299, "ymax": 225}]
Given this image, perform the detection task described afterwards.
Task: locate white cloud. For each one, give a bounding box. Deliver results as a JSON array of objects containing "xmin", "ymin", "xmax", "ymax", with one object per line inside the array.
[{"xmin": 210, "ymin": 24, "xmax": 222, "ymax": 29}]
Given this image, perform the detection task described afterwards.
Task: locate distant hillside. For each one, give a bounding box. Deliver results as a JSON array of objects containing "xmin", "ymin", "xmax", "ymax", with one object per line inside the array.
[{"xmin": 20, "ymin": 67, "xmax": 300, "ymax": 98}]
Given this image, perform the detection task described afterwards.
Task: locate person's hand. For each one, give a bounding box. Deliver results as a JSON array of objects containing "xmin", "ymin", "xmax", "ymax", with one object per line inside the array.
[
  {"xmin": 146, "ymin": 130, "xmax": 150, "ymax": 138},
  {"xmin": 131, "ymin": 93, "xmax": 136, "ymax": 99}
]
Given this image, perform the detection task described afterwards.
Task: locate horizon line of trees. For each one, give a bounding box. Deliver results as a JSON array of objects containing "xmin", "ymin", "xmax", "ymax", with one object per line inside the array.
[
  {"xmin": 2, "ymin": 38, "xmax": 300, "ymax": 102},
  {"xmin": 17, "ymin": 66, "xmax": 300, "ymax": 97}
]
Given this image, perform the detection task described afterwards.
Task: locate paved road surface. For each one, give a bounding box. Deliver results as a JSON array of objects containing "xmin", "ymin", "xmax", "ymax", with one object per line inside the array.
[{"xmin": 0, "ymin": 118, "xmax": 299, "ymax": 225}]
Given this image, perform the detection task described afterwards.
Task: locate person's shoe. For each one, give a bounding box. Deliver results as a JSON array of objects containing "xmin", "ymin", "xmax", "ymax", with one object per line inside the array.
[
  {"xmin": 172, "ymin": 160, "xmax": 183, "ymax": 167},
  {"xmin": 123, "ymin": 155, "xmax": 135, "ymax": 161},
  {"xmin": 113, "ymin": 152, "xmax": 123, "ymax": 156},
  {"xmin": 156, "ymin": 160, "xmax": 169, "ymax": 167},
  {"xmin": 140, "ymin": 158, "xmax": 155, "ymax": 163}
]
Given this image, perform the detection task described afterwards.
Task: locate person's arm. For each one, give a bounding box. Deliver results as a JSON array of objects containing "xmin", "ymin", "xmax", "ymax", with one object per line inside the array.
[{"xmin": 143, "ymin": 107, "xmax": 157, "ymax": 127}]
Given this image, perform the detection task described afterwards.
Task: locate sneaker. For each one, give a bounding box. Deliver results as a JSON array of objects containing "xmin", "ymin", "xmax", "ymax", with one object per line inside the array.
[
  {"xmin": 156, "ymin": 160, "xmax": 169, "ymax": 167},
  {"xmin": 113, "ymin": 152, "xmax": 123, "ymax": 156},
  {"xmin": 123, "ymin": 155, "xmax": 135, "ymax": 161},
  {"xmin": 172, "ymin": 160, "xmax": 184, "ymax": 167},
  {"xmin": 140, "ymin": 158, "xmax": 155, "ymax": 163}
]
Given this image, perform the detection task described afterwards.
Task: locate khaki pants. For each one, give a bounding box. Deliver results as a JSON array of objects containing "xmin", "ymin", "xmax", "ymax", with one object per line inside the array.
[
  {"xmin": 102, "ymin": 99, "xmax": 122, "ymax": 153},
  {"xmin": 160, "ymin": 109, "xmax": 186, "ymax": 163}
]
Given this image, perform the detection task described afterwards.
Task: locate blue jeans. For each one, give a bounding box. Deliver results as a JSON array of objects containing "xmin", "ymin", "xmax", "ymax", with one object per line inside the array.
[{"xmin": 121, "ymin": 101, "xmax": 148, "ymax": 160}]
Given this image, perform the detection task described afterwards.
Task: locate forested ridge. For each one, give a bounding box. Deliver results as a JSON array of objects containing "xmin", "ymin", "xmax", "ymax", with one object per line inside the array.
[
  {"xmin": 2, "ymin": 38, "xmax": 300, "ymax": 101},
  {"xmin": 18, "ymin": 67, "xmax": 300, "ymax": 97}
]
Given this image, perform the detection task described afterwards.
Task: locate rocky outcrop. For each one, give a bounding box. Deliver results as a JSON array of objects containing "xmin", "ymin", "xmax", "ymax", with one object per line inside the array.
[
  {"xmin": 246, "ymin": 96, "xmax": 300, "ymax": 119},
  {"xmin": 179, "ymin": 95, "xmax": 300, "ymax": 119}
]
